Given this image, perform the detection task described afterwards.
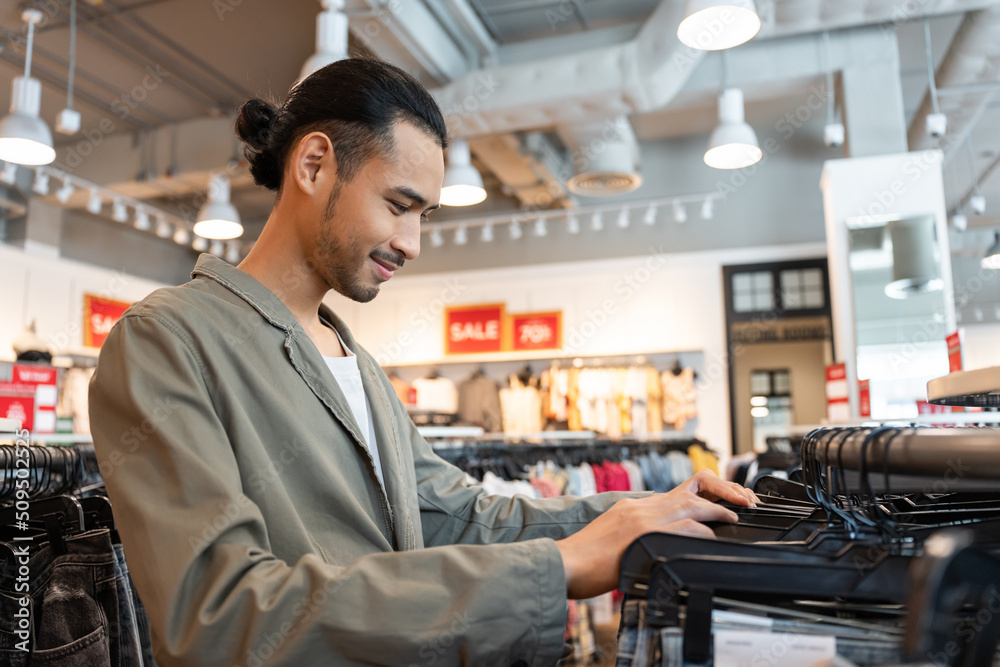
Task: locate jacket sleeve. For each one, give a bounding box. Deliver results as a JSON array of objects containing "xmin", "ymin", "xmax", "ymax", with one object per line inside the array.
[
  {"xmin": 409, "ymin": 413, "xmax": 651, "ymax": 548},
  {"xmin": 90, "ymin": 313, "xmax": 568, "ymax": 667}
]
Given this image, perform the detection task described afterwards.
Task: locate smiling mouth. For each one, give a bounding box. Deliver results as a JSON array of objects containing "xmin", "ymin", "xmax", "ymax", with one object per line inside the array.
[{"xmin": 372, "ymin": 256, "xmax": 398, "ymax": 280}]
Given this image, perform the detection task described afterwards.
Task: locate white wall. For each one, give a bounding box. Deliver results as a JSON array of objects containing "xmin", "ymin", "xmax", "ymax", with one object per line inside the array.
[
  {"xmin": 325, "ymin": 242, "xmax": 829, "ymax": 457},
  {"xmin": 0, "ymin": 245, "xmax": 168, "ymax": 360},
  {"xmin": 962, "ymin": 323, "xmax": 1000, "ymax": 371}
]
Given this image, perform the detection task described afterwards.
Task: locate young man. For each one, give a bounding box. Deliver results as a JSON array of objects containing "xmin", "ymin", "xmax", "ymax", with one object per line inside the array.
[{"xmin": 89, "ymin": 58, "xmax": 756, "ymax": 666}]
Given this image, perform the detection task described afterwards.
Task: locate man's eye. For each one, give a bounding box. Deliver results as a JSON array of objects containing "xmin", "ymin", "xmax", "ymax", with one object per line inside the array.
[{"xmin": 391, "ymin": 202, "xmax": 408, "ymax": 214}]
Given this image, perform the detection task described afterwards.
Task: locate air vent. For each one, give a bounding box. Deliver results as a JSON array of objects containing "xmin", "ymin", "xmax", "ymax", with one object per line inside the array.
[{"xmin": 567, "ymin": 171, "xmax": 642, "ymax": 196}]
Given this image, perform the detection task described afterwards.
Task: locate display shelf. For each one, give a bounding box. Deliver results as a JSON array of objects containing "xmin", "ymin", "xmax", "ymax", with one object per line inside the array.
[
  {"xmin": 382, "ymin": 347, "xmax": 703, "ymax": 368},
  {"xmin": 927, "ymin": 366, "xmax": 1000, "ymax": 407},
  {"xmin": 0, "ymin": 433, "xmax": 93, "ymax": 446}
]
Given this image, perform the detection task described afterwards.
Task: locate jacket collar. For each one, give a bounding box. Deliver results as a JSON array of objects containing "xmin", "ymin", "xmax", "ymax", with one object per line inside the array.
[{"xmin": 191, "ymin": 253, "xmax": 303, "ymax": 331}]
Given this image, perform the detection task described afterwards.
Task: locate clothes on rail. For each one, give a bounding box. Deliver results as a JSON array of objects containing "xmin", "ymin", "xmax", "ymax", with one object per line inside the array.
[
  {"xmin": 410, "ymin": 374, "xmax": 459, "ymax": 414},
  {"xmin": 614, "ymin": 426, "xmax": 1000, "ymax": 667},
  {"xmin": 458, "ymin": 370, "xmax": 503, "ymax": 432}
]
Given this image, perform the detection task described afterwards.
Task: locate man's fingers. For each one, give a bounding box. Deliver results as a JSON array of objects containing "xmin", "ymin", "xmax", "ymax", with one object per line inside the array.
[
  {"xmin": 691, "ymin": 470, "xmax": 757, "ymax": 507},
  {"xmin": 663, "ymin": 518, "xmax": 716, "ymax": 540}
]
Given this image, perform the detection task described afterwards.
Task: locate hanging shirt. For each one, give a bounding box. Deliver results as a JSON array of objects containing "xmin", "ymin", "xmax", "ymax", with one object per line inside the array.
[{"xmin": 323, "ymin": 331, "xmax": 384, "ymax": 487}]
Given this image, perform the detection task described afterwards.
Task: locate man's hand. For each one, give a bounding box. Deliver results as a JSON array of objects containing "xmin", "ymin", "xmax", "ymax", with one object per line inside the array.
[{"xmin": 555, "ymin": 470, "xmax": 759, "ymax": 599}]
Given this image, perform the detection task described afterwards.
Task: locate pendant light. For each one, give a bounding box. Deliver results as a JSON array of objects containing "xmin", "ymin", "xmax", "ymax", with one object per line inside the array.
[
  {"xmin": 678, "ymin": 0, "xmax": 760, "ymax": 51},
  {"xmin": 884, "ymin": 216, "xmax": 943, "ymax": 298},
  {"xmin": 301, "ymin": 0, "xmax": 349, "ymax": 80},
  {"xmin": 983, "ymin": 232, "xmax": 1000, "ymax": 270},
  {"xmin": 195, "ymin": 173, "xmax": 243, "ymax": 240},
  {"xmin": 440, "ymin": 139, "xmax": 486, "ymax": 206},
  {"xmin": 0, "ymin": 9, "xmax": 56, "ymax": 166},
  {"xmin": 704, "ymin": 88, "xmax": 762, "ymax": 170}
]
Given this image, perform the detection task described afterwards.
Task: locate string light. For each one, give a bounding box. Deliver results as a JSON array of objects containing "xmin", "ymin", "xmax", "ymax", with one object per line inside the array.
[{"xmin": 616, "ymin": 207, "xmax": 630, "ymax": 229}]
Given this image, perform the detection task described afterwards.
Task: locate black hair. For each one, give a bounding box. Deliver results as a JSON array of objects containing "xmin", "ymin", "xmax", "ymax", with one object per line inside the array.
[{"xmin": 235, "ymin": 57, "xmax": 448, "ymax": 192}]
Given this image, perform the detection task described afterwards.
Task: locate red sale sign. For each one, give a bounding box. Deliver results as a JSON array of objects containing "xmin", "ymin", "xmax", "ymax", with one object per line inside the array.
[
  {"xmin": 0, "ymin": 363, "xmax": 59, "ymax": 433},
  {"xmin": 445, "ymin": 304, "xmax": 505, "ymax": 355},
  {"xmin": 511, "ymin": 311, "xmax": 562, "ymax": 351},
  {"xmin": 946, "ymin": 331, "xmax": 962, "ymax": 373},
  {"xmin": 84, "ymin": 294, "xmax": 132, "ymax": 348}
]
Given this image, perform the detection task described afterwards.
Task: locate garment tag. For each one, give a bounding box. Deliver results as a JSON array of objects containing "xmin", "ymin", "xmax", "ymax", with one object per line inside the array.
[{"xmin": 713, "ymin": 629, "xmax": 835, "ymax": 667}]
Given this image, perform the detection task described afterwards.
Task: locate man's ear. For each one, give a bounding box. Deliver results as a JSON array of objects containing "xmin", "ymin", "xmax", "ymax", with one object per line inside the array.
[{"xmin": 290, "ymin": 131, "xmax": 336, "ymax": 196}]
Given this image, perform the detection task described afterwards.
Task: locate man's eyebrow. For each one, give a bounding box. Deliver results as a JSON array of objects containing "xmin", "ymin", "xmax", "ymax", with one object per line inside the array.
[{"xmin": 390, "ymin": 186, "xmax": 439, "ymax": 212}]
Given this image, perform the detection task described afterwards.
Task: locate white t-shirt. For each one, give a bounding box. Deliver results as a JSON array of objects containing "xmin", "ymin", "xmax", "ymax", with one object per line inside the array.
[{"xmin": 322, "ymin": 331, "xmax": 384, "ymax": 487}]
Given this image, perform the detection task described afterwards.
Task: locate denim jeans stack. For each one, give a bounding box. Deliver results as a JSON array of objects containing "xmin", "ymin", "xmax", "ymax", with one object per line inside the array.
[{"xmin": 0, "ymin": 529, "xmax": 157, "ymax": 667}]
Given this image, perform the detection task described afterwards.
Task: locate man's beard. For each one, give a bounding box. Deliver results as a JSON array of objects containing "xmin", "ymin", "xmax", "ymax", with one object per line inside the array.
[{"xmin": 316, "ymin": 184, "xmax": 380, "ymax": 304}]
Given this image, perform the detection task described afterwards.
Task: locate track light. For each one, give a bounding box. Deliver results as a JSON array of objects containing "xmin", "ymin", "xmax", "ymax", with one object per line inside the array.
[
  {"xmin": 133, "ymin": 206, "xmax": 151, "ymax": 231},
  {"xmin": 616, "ymin": 208, "xmax": 630, "ymax": 229},
  {"xmin": 701, "ymin": 198, "xmax": 714, "ymax": 220},
  {"xmin": 195, "ymin": 173, "xmax": 243, "ymax": 239},
  {"xmin": 567, "ymin": 212, "xmax": 580, "ymax": 234},
  {"xmin": 705, "ymin": 89, "xmax": 762, "ymax": 170},
  {"xmin": 0, "ymin": 162, "xmax": 17, "ymax": 185},
  {"xmin": 510, "ymin": 220, "xmax": 523, "ymax": 240},
  {"xmin": 983, "ymin": 232, "xmax": 1000, "ymax": 270},
  {"xmin": 0, "ymin": 10, "xmax": 55, "ymax": 165},
  {"xmin": 112, "ymin": 197, "xmax": 128, "ymax": 223},
  {"xmin": 440, "ymin": 139, "xmax": 486, "ymax": 206},
  {"xmin": 173, "ymin": 226, "xmax": 191, "ymax": 246},
  {"xmin": 643, "ymin": 204, "xmax": 657, "ymax": 226},
  {"xmin": 155, "ymin": 215, "xmax": 172, "ymax": 238},
  {"xmin": 673, "ymin": 201, "xmax": 688, "ymax": 223},
  {"xmin": 300, "ymin": 0, "xmax": 349, "ymax": 80},
  {"xmin": 429, "ymin": 227, "xmax": 444, "ymax": 248},
  {"xmin": 454, "ymin": 225, "xmax": 468, "ymax": 246},
  {"xmin": 481, "ymin": 221, "xmax": 494, "ymax": 243},
  {"xmin": 534, "ymin": 217, "xmax": 548, "ymax": 237},
  {"xmin": 971, "ymin": 195, "xmax": 986, "ymax": 216},
  {"xmin": 591, "ymin": 211, "xmax": 604, "ymax": 231},
  {"xmin": 210, "ymin": 239, "xmax": 225, "ymax": 256},
  {"xmin": 192, "ymin": 235, "xmax": 209, "ymax": 252},
  {"xmin": 677, "ymin": 0, "xmax": 760, "ymax": 51},
  {"xmin": 32, "ymin": 170, "xmax": 49, "ymax": 195},
  {"xmin": 86, "ymin": 188, "xmax": 102, "ymax": 215},
  {"xmin": 951, "ymin": 213, "xmax": 968, "ymax": 231},
  {"xmin": 225, "ymin": 242, "xmax": 241, "ymax": 264},
  {"xmin": 55, "ymin": 179, "xmax": 74, "ymax": 204}
]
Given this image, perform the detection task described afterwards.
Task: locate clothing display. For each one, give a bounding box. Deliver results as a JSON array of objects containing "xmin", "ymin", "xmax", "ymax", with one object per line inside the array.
[
  {"xmin": 500, "ymin": 374, "xmax": 546, "ymax": 434},
  {"xmin": 55, "ymin": 366, "xmax": 95, "ymax": 434},
  {"xmin": 615, "ymin": 425, "xmax": 1000, "ymax": 667},
  {"xmin": 88, "ymin": 254, "xmax": 643, "ymax": 667},
  {"xmin": 660, "ymin": 367, "xmax": 697, "ymax": 430},
  {"xmin": 457, "ymin": 370, "xmax": 503, "ymax": 432},
  {"xmin": 411, "ymin": 374, "xmax": 459, "ymax": 414}
]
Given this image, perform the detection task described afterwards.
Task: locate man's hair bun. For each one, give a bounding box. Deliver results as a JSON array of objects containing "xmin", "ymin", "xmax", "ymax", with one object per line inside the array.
[{"xmin": 236, "ymin": 98, "xmax": 282, "ymax": 191}]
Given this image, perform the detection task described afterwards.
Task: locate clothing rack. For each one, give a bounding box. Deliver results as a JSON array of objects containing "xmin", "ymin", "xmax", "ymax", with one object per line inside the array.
[
  {"xmin": 0, "ymin": 443, "xmax": 103, "ymax": 504},
  {"xmin": 809, "ymin": 426, "xmax": 1000, "ymax": 479}
]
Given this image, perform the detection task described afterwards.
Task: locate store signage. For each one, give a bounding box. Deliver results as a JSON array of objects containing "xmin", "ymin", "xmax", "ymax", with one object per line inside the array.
[
  {"xmin": 0, "ymin": 362, "xmax": 59, "ymax": 433},
  {"xmin": 444, "ymin": 303, "xmax": 505, "ymax": 355},
  {"xmin": 84, "ymin": 294, "xmax": 132, "ymax": 348},
  {"xmin": 825, "ymin": 363, "xmax": 849, "ymax": 422},
  {"xmin": 858, "ymin": 379, "xmax": 871, "ymax": 419},
  {"xmin": 730, "ymin": 317, "xmax": 831, "ymax": 345},
  {"xmin": 511, "ymin": 311, "xmax": 562, "ymax": 352},
  {"xmin": 946, "ymin": 331, "xmax": 963, "ymax": 373}
]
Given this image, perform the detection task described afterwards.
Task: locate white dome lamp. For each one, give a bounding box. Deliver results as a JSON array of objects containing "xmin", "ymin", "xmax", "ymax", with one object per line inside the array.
[
  {"xmin": 194, "ymin": 173, "xmax": 244, "ymax": 240},
  {"xmin": 440, "ymin": 139, "xmax": 486, "ymax": 206},
  {"xmin": 0, "ymin": 10, "xmax": 56, "ymax": 166},
  {"xmin": 300, "ymin": 0, "xmax": 349, "ymax": 80},
  {"xmin": 678, "ymin": 0, "xmax": 760, "ymax": 51},
  {"xmin": 705, "ymin": 88, "xmax": 762, "ymax": 170}
]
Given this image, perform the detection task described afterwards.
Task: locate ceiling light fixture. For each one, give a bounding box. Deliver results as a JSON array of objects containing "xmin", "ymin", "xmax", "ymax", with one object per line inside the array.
[
  {"xmin": 677, "ymin": 0, "xmax": 760, "ymax": 51},
  {"xmin": 133, "ymin": 206, "xmax": 151, "ymax": 231},
  {"xmin": 440, "ymin": 139, "xmax": 486, "ymax": 206},
  {"xmin": 55, "ymin": 179, "xmax": 74, "ymax": 204},
  {"xmin": 195, "ymin": 173, "xmax": 243, "ymax": 240},
  {"xmin": 112, "ymin": 197, "xmax": 128, "ymax": 223},
  {"xmin": 429, "ymin": 227, "xmax": 444, "ymax": 248},
  {"xmin": 225, "ymin": 242, "xmax": 241, "ymax": 264},
  {"xmin": 983, "ymin": 232, "xmax": 1000, "ymax": 270},
  {"xmin": 966, "ymin": 136, "xmax": 987, "ymax": 215},
  {"xmin": 534, "ymin": 216, "xmax": 548, "ymax": 237},
  {"xmin": 155, "ymin": 214, "xmax": 172, "ymax": 238},
  {"xmin": 951, "ymin": 213, "xmax": 968, "ymax": 231},
  {"xmin": 0, "ymin": 162, "xmax": 17, "ymax": 185},
  {"xmin": 643, "ymin": 203, "xmax": 657, "ymax": 226},
  {"xmin": 705, "ymin": 88, "xmax": 762, "ymax": 170},
  {"xmin": 885, "ymin": 216, "xmax": 943, "ymax": 298},
  {"xmin": 0, "ymin": 10, "xmax": 55, "ymax": 165},
  {"xmin": 300, "ymin": 0, "xmax": 349, "ymax": 80},
  {"xmin": 481, "ymin": 221, "xmax": 494, "ymax": 243},
  {"xmin": 32, "ymin": 170, "xmax": 49, "ymax": 196},
  {"xmin": 510, "ymin": 220, "xmax": 523, "ymax": 240},
  {"xmin": 567, "ymin": 212, "xmax": 580, "ymax": 234},
  {"xmin": 454, "ymin": 224, "xmax": 468, "ymax": 245},
  {"xmin": 86, "ymin": 188, "xmax": 102, "ymax": 215},
  {"xmin": 701, "ymin": 198, "xmax": 714, "ymax": 220},
  {"xmin": 591, "ymin": 211, "xmax": 604, "ymax": 231},
  {"xmin": 56, "ymin": 0, "xmax": 81, "ymax": 136},
  {"xmin": 173, "ymin": 226, "xmax": 191, "ymax": 246},
  {"xmin": 673, "ymin": 201, "xmax": 688, "ymax": 223},
  {"xmin": 192, "ymin": 235, "xmax": 209, "ymax": 252},
  {"xmin": 616, "ymin": 207, "xmax": 630, "ymax": 229},
  {"xmin": 210, "ymin": 239, "xmax": 225, "ymax": 256}
]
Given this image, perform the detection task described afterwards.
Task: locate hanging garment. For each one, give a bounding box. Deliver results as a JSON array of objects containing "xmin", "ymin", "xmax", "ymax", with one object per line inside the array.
[
  {"xmin": 458, "ymin": 374, "xmax": 503, "ymax": 432},
  {"xmin": 411, "ymin": 376, "xmax": 459, "ymax": 414},
  {"xmin": 661, "ymin": 367, "xmax": 698, "ymax": 430}
]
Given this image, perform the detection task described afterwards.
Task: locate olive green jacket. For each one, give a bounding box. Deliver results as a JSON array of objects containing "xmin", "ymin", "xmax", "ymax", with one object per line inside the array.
[{"xmin": 89, "ymin": 254, "xmax": 637, "ymax": 667}]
